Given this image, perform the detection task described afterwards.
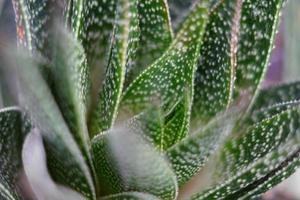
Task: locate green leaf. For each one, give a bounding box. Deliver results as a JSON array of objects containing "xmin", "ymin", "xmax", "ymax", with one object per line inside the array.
[
  {"xmin": 101, "ymin": 192, "xmax": 160, "ymax": 200},
  {"xmin": 70, "ymin": 0, "xmax": 117, "ymax": 102},
  {"xmin": 121, "ymin": 1, "xmax": 209, "ymax": 149},
  {"xmin": 193, "ymin": 0, "xmax": 285, "ymax": 124},
  {"xmin": 127, "ymin": 91, "xmax": 191, "ymax": 151},
  {"xmin": 2, "ymin": 51, "xmax": 96, "ymax": 199},
  {"xmin": 235, "ymin": 0, "xmax": 285, "ymax": 108},
  {"xmin": 191, "ymin": 108, "xmax": 300, "ymax": 199},
  {"xmin": 89, "ymin": 0, "xmax": 140, "ymax": 134},
  {"xmin": 11, "ymin": 0, "xmax": 60, "ymax": 55},
  {"xmin": 125, "ymin": 0, "xmax": 173, "ymax": 84},
  {"xmin": 193, "ymin": 0, "xmax": 242, "ymax": 123},
  {"xmin": 251, "ymin": 81, "xmax": 300, "ymax": 112},
  {"xmin": 91, "ymin": 128, "xmax": 178, "ymax": 199},
  {"xmin": 0, "ymin": 107, "xmax": 23, "ymax": 200},
  {"xmin": 47, "ymin": 26, "xmax": 92, "ymax": 167},
  {"xmin": 166, "ymin": 112, "xmax": 236, "ymax": 186}
]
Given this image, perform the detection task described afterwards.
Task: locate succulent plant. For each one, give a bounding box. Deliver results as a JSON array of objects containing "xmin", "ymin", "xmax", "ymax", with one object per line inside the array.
[{"xmin": 0, "ymin": 0, "xmax": 299, "ymax": 199}]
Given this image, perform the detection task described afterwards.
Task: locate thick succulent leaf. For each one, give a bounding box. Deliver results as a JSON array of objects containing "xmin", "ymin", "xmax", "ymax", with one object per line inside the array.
[
  {"xmin": 191, "ymin": 108, "xmax": 300, "ymax": 199},
  {"xmin": 92, "ymin": 128, "xmax": 178, "ymax": 199},
  {"xmin": 11, "ymin": 0, "xmax": 61, "ymax": 55},
  {"xmin": 193, "ymin": 0, "xmax": 285, "ymax": 123},
  {"xmin": 235, "ymin": 0, "xmax": 286, "ymax": 108},
  {"xmin": 125, "ymin": 0, "xmax": 173, "ymax": 84},
  {"xmin": 191, "ymin": 141, "xmax": 300, "ymax": 200},
  {"xmin": 101, "ymin": 192, "xmax": 160, "ymax": 200},
  {"xmin": 89, "ymin": 0, "xmax": 140, "ymax": 134},
  {"xmin": 166, "ymin": 112, "xmax": 236, "ymax": 186},
  {"xmin": 22, "ymin": 129, "xmax": 86, "ymax": 200},
  {"xmin": 70, "ymin": 0, "xmax": 117, "ymax": 104},
  {"xmin": 250, "ymin": 81, "xmax": 300, "ymax": 112},
  {"xmin": 193, "ymin": 0, "xmax": 242, "ymax": 123},
  {"xmin": 48, "ymin": 26, "xmax": 92, "ymax": 166},
  {"xmin": 121, "ymin": 1, "xmax": 209, "ymax": 149},
  {"xmin": 2, "ymin": 52, "xmax": 96, "ymax": 199},
  {"xmin": 127, "ymin": 92, "xmax": 190, "ymax": 151},
  {"xmin": 0, "ymin": 107, "xmax": 23, "ymax": 200}
]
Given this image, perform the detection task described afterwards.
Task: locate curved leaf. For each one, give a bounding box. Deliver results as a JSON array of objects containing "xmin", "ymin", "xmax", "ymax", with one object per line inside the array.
[
  {"xmin": 193, "ymin": 0, "xmax": 242, "ymax": 123},
  {"xmin": 235, "ymin": 0, "xmax": 286, "ymax": 109},
  {"xmin": 125, "ymin": 0, "xmax": 173, "ymax": 84},
  {"xmin": 121, "ymin": 1, "xmax": 209, "ymax": 148},
  {"xmin": 46, "ymin": 27, "xmax": 94, "ymax": 174},
  {"xmin": 251, "ymin": 81, "xmax": 300, "ymax": 112},
  {"xmin": 1, "ymin": 52, "xmax": 96, "ymax": 199},
  {"xmin": 193, "ymin": 0, "xmax": 286, "ymax": 124},
  {"xmin": 92, "ymin": 128, "xmax": 178, "ymax": 200},
  {"xmin": 166, "ymin": 112, "xmax": 236, "ymax": 186},
  {"xmin": 89, "ymin": 0, "xmax": 140, "ymax": 134},
  {"xmin": 0, "ymin": 107, "xmax": 23, "ymax": 200},
  {"xmin": 191, "ymin": 108, "xmax": 300, "ymax": 199},
  {"xmin": 101, "ymin": 192, "xmax": 160, "ymax": 200}
]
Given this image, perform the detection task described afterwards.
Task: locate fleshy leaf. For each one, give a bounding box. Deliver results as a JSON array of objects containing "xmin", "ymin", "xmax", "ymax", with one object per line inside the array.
[
  {"xmin": 193, "ymin": 0, "xmax": 242, "ymax": 123},
  {"xmin": 166, "ymin": 112, "xmax": 236, "ymax": 186},
  {"xmin": 191, "ymin": 108, "xmax": 300, "ymax": 199},
  {"xmin": 1, "ymin": 51, "xmax": 96, "ymax": 199},
  {"xmin": 11, "ymin": 0, "xmax": 61, "ymax": 55},
  {"xmin": 121, "ymin": 1, "xmax": 209, "ymax": 148},
  {"xmin": 250, "ymin": 81, "xmax": 300, "ymax": 112},
  {"xmin": 193, "ymin": 0, "xmax": 286, "ymax": 124},
  {"xmin": 48, "ymin": 26, "xmax": 92, "ymax": 166},
  {"xmin": 101, "ymin": 192, "xmax": 160, "ymax": 200},
  {"xmin": 0, "ymin": 107, "xmax": 23, "ymax": 200},
  {"xmin": 89, "ymin": 0, "xmax": 140, "ymax": 134},
  {"xmin": 92, "ymin": 128, "xmax": 178, "ymax": 199},
  {"xmin": 125, "ymin": 0, "xmax": 173, "ymax": 84},
  {"xmin": 235, "ymin": 0, "xmax": 286, "ymax": 108}
]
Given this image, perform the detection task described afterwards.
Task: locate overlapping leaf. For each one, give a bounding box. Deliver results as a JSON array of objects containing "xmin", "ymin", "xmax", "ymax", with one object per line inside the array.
[
  {"xmin": 92, "ymin": 128, "xmax": 178, "ymax": 199},
  {"xmin": 193, "ymin": 0, "xmax": 285, "ymax": 124},
  {"xmin": 166, "ymin": 111, "xmax": 236, "ymax": 186},
  {"xmin": 11, "ymin": 0, "xmax": 60, "ymax": 55},
  {"xmin": 121, "ymin": 1, "xmax": 209, "ymax": 148},
  {"xmin": 101, "ymin": 192, "xmax": 160, "ymax": 200},
  {"xmin": 191, "ymin": 108, "xmax": 300, "ymax": 199},
  {"xmin": 0, "ymin": 107, "xmax": 23, "ymax": 200},
  {"xmin": 125, "ymin": 0, "xmax": 173, "ymax": 84},
  {"xmin": 1, "ymin": 51, "xmax": 96, "ymax": 199},
  {"xmin": 47, "ymin": 26, "xmax": 92, "ymax": 167},
  {"xmin": 89, "ymin": 0, "xmax": 140, "ymax": 135}
]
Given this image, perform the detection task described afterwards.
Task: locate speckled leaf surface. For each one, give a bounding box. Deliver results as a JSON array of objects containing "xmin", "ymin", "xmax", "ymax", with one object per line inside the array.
[
  {"xmin": 89, "ymin": 0, "xmax": 140, "ymax": 135},
  {"xmin": 191, "ymin": 108, "xmax": 300, "ymax": 199},
  {"xmin": 11, "ymin": 0, "xmax": 58, "ymax": 55},
  {"xmin": 250, "ymin": 81, "xmax": 300, "ymax": 112},
  {"xmin": 2, "ymin": 52, "xmax": 96, "ymax": 199},
  {"xmin": 92, "ymin": 129, "xmax": 178, "ymax": 199},
  {"xmin": 235, "ymin": 0, "xmax": 285, "ymax": 107},
  {"xmin": 166, "ymin": 112, "xmax": 235, "ymax": 186},
  {"xmin": 125, "ymin": 0, "xmax": 173, "ymax": 84},
  {"xmin": 101, "ymin": 192, "xmax": 160, "ymax": 200},
  {"xmin": 121, "ymin": 1, "xmax": 209, "ymax": 150},
  {"xmin": 48, "ymin": 27, "xmax": 92, "ymax": 167},
  {"xmin": 193, "ymin": 0, "xmax": 285, "ymax": 124},
  {"xmin": 193, "ymin": 0, "xmax": 242, "ymax": 123},
  {"xmin": 0, "ymin": 107, "xmax": 23, "ymax": 200}
]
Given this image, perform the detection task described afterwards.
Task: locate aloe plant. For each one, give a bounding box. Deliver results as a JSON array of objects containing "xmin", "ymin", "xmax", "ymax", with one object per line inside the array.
[{"xmin": 0, "ymin": 0, "xmax": 299, "ymax": 199}]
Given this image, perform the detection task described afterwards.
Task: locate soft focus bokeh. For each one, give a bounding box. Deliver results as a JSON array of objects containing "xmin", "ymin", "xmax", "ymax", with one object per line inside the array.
[{"xmin": 1, "ymin": 0, "xmax": 300, "ymax": 199}]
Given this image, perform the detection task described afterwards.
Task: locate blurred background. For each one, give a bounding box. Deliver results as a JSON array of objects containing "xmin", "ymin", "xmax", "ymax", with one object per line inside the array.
[{"xmin": 0, "ymin": 0, "xmax": 300, "ymax": 199}]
